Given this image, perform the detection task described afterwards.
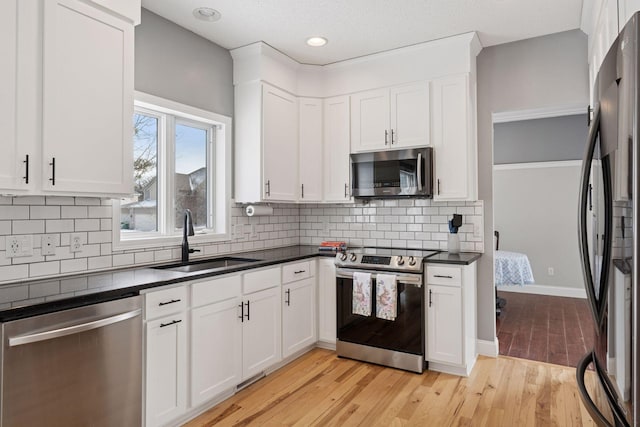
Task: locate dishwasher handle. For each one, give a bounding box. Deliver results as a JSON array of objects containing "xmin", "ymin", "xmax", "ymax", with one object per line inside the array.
[{"xmin": 8, "ymin": 308, "xmax": 142, "ymax": 347}]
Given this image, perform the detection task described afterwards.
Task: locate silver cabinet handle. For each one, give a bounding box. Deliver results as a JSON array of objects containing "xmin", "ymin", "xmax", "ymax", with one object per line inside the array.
[
  {"xmin": 384, "ymin": 129, "xmax": 389, "ymax": 145},
  {"xmin": 9, "ymin": 309, "xmax": 142, "ymax": 347},
  {"xmin": 344, "ymin": 183, "xmax": 349, "ymax": 198},
  {"xmin": 265, "ymin": 180, "xmax": 271, "ymax": 197},
  {"xmin": 391, "ymin": 129, "xmax": 395, "ymax": 144}
]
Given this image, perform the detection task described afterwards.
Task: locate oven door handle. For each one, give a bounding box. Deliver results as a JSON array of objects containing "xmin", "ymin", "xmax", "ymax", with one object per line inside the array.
[
  {"xmin": 336, "ymin": 270, "xmax": 422, "ymax": 287},
  {"xmin": 417, "ymin": 151, "xmax": 423, "ymax": 192}
]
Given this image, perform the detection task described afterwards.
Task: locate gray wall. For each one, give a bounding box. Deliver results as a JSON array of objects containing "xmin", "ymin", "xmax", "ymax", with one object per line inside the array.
[
  {"xmin": 494, "ymin": 114, "xmax": 588, "ymax": 164},
  {"xmin": 476, "ymin": 29, "xmax": 589, "ymax": 343},
  {"xmin": 135, "ymin": 9, "xmax": 234, "ymax": 117}
]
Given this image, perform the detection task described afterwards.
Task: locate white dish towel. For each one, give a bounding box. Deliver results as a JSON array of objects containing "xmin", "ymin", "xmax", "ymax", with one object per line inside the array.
[
  {"xmin": 352, "ymin": 272, "xmax": 372, "ymax": 316},
  {"xmin": 376, "ymin": 273, "xmax": 397, "ymax": 321}
]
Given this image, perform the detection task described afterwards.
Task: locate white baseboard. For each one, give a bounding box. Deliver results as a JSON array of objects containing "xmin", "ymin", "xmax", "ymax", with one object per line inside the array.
[
  {"xmin": 476, "ymin": 338, "xmax": 499, "ymax": 357},
  {"xmin": 497, "ymin": 284, "xmax": 586, "ymax": 299}
]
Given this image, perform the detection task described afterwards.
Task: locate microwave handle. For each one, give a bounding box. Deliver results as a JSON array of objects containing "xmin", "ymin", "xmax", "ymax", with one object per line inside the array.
[{"xmin": 417, "ymin": 152, "xmax": 423, "ymax": 192}]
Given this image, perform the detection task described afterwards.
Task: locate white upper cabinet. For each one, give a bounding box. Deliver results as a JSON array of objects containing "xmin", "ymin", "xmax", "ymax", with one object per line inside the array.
[
  {"xmin": 323, "ymin": 96, "xmax": 352, "ymax": 202},
  {"xmin": 262, "ymin": 84, "xmax": 298, "ymax": 201},
  {"xmin": 235, "ymin": 82, "xmax": 298, "ymax": 203},
  {"xmin": 431, "ymin": 74, "xmax": 477, "ymax": 201},
  {"xmin": 351, "ymin": 83, "xmax": 429, "ymax": 153},
  {"xmin": 42, "ymin": 0, "xmax": 134, "ymax": 196},
  {"xmin": 350, "ymin": 89, "xmax": 390, "ymax": 152},
  {"xmin": 298, "ymin": 98, "xmax": 323, "ymax": 202},
  {"xmin": 0, "ymin": 0, "xmax": 137, "ymax": 197},
  {"xmin": 0, "ymin": 0, "xmax": 21, "ymax": 192}
]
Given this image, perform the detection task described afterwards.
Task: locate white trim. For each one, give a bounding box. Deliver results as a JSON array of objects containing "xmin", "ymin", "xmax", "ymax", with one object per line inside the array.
[
  {"xmin": 493, "ymin": 160, "xmax": 582, "ymax": 171},
  {"xmin": 476, "ymin": 338, "xmax": 499, "ymax": 357},
  {"xmin": 428, "ymin": 358, "xmax": 476, "ymax": 377},
  {"xmin": 492, "ymin": 104, "xmax": 586, "ymax": 124},
  {"xmin": 134, "ymin": 91, "xmax": 230, "ymax": 125},
  {"xmin": 497, "ymin": 284, "xmax": 587, "ymax": 299}
]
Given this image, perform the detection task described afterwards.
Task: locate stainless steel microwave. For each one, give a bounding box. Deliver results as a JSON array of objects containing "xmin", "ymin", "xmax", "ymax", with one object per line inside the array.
[{"xmin": 351, "ymin": 147, "xmax": 433, "ymax": 198}]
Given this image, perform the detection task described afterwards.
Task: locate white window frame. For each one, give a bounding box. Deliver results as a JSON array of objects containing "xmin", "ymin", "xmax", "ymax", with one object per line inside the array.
[{"xmin": 112, "ymin": 91, "xmax": 232, "ymax": 250}]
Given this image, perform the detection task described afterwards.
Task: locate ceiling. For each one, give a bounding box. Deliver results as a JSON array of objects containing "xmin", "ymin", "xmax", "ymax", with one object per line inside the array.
[{"xmin": 142, "ymin": 0, "xmax": 585, "ymax": 66}]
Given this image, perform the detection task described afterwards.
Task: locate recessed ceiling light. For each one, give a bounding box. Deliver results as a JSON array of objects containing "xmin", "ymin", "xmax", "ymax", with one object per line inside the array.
[
  {"xmin": 306, "ymin": 36, "xmax": 328, "ymax": 47},
  {"xmin": 193, "ymin": 7, "xmax": 221, "ymax": 22}
]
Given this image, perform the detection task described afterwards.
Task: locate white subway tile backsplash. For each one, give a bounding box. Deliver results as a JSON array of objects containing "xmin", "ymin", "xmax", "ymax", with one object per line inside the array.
[
  {"xmin": 75, "ymin": 219, "xmax": 100, "ymax": 232},
  {"xmin": 46, "ymin": 219, "xmax": 74, "ymax": 233},
  {"xmin": 13, "ymin": 196, "xmax": 45, "ymax": 206},
  {"xmin": 13, "ymin": 220, "xmax": 45, "ymax": 234},
  {"xmin": 88, "ymin": 256, "xmax": 113, "ymax": 270},
  {"xmin": 30, "ymin": 206, "xmax": 61, "ymax": 219},
  {"xmin": 88, "ymin": 206, "xmax": 111, "ymax": 218},
  {"xmin": 61, "ymin": 258, "xmax": 88, "ymax": 274},
  {"xmin": 29, "ymin": 261, "xmax": 60, "ymax": 277},
  {"xmin": 61, "ymin": 206, "xmax": 88, "ymax": 218},
  {"xmin": 0, "ymin": 206, "xmax": 29, "ymax": 220}
]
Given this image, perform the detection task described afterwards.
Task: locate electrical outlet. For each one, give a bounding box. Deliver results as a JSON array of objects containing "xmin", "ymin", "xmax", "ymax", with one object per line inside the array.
[
  {"xmin": 6, "ymin": 235, "xmax": 33, "ymax": 258},
  {"xmin": 42, "ymin": 235, "xmax": 57, "ymax": 256},
  {"xmin": 548, "ymin": 267, "xmax": 554, "ymax": 276},
  {"xmin": 70, "ymin": 233, "xmax": 83, "ymax": 253}
]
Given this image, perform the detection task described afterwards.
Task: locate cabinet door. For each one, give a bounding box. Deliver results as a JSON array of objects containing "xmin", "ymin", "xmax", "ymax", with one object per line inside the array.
[
  {"xmin": 0, "ymin": 0, "xmax": 23, "ymax": 191},
  {"xmin": 262, "ymin": 84, "xmax": 298, "ymax": 201},
  {"xmin": 432, "ymin": 75, "xmax": 472, "ymax": 201},
  {"xmin": 323, "ymin": 96, "xmax": 351, "ymax": 202},
  {"xmin": 242, "ymin": 287, "xmax": 282, "ymax": 379},
  {"xmin": 282, "ymin": 277, "xmax": 316, "ymax": 358},
  {"xmin": 350, "ymin": 89, "xmax": 390, "ymax": 152},
  {"xmin": 390, "ymin": 82, "xmax": 430, "ymax": 148},
  {"xmin": 299, "ymin": 98, "xmax": 323, "ymax": 202},
  {"xmin": 191, "ymin": 298, "xmax": 242, "ymax": 407},
  {"xmin": 427, "ymin": 285, "xmax": 462, "ymax": 365},
  {"xmin": 146, "ymin": 313, "xmax": 187, "ymax": 427},
  {"xmin": 42, "ymin": 0, "xmax": 133, "ymax": 196},
  {"xmin": 317, "ymin": 258, "xmax": 337, "ymax": 344}
]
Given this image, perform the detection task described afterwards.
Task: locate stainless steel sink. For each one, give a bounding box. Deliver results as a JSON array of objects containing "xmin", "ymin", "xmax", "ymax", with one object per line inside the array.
[{"xmin": 154, "ymin": 257, "xmax": 260, "ymax": 273}]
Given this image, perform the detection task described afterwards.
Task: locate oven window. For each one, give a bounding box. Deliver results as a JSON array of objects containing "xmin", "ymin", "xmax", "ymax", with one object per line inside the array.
[{"xmin": 336, "ymin": 276, "xmax": 424, "ymax": 355}]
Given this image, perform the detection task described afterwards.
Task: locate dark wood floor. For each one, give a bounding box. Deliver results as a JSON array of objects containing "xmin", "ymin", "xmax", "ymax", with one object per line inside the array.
[{"xmin": 496, "ymin": 291, "xmax": 594, "ymax": 367}]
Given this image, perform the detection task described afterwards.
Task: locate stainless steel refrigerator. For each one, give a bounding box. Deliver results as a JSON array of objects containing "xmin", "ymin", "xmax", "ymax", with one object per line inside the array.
[{"xmin": 577, "ymin": 12, "xmax": 640, "ymax": 426}]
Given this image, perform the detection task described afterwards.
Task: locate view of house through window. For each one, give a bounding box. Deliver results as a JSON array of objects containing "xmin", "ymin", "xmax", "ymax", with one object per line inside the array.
[
  {"xmin": 120, "ymin": 101, "xmax": 218, "ymax": 240},
  {"xmin": 174, "ymin": 122, "xmax": 209, "ymax": 230}
]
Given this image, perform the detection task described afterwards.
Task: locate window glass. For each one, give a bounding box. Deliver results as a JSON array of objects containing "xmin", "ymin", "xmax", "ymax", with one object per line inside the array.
[
  {"xmin": 174, "ymin": 123, "xmax": 209, "ymax": 230},
  {"xmin": 121, "ymin": 113, "xmax": 158, "ymax": 233}
]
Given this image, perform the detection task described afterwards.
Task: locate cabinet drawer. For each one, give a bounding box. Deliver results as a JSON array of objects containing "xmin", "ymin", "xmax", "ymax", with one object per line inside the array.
[
  {"xmin": 145, "ymin": 285, "xmax": 188, "ymax": 320},
  {"xmin": 282, "ymin": 260, "xmax": 312, "ymax": 283},
  {"xmin": 243, "ymin": 266, "xmax": 281, "ymax": 295},
  {"xmin": 192, "ymin": 274, "xmax": 241, "ymax": 308},
  {"xmin": 427, "ymin": 266, "xmax": 461, "ymax": 286}
]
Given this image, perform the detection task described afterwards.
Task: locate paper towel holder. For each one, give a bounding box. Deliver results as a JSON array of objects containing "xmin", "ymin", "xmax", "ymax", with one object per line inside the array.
[{"xmin": 245, "ymin": 204, "xmax": 274, "ymax": 217}]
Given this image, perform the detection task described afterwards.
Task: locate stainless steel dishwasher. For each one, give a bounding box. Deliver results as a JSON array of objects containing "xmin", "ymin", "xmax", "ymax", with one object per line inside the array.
[{"xmin": 1, "ymin": 296, "xmax": 142, "ymax": 427}]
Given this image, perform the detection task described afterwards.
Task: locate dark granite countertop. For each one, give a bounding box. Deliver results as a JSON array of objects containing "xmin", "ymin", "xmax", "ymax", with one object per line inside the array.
[
  {"xmin": 425, "ymin": 252, "xmax": 482, "ymax": 265},
  {"xmin": 0, "ymin": 245, "xmax": 335, "ymax": 322}
]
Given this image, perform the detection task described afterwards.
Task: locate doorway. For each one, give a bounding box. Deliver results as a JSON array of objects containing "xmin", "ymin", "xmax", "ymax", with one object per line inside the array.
[{"xmin": 492, "ymin": 109, "xmax": 594, "ymax": 367}]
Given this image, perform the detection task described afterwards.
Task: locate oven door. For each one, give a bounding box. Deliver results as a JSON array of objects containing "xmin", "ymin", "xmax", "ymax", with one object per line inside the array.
[{"xmin": 336, "ymin": 269, "xmax": 424, "ymax": 356}]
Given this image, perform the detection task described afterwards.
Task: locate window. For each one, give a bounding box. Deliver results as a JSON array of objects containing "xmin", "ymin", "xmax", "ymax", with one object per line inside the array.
[{"xmin": 113, "ymin": 92, "xmax": 231, "ymax": 249}]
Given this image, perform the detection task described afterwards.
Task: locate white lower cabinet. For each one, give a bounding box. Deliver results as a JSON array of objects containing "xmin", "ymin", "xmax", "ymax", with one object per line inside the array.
[
  {"xmin": 242, "ymin": 285, "xmax": 282, "ymax": 379},
  {"xmin": 426, "ymin": 262, "xmax": 477, "ymax": 376},
  {"xmin": 282, "ymin": 260, "xmax": 316, "ymax": 358},
  {"xmin": 145, "ymin": 287, "xmax": 188, "ymax": 426},
  {"xmin": 190, "ymin": 275, "xmax": 242, "ymax": 408},
  {"xmin": 317, "ymin": 257, "xmax": 337, "ymax": 346}
]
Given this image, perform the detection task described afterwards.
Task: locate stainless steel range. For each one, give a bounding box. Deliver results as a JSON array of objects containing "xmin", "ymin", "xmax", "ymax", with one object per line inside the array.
[{"xmin": 334, "ymin": 247, "xmax": 438, "ymax": 373}]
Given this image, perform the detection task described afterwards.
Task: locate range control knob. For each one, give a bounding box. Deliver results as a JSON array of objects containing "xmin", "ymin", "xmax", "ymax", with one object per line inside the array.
[
  {"xmin": 339, "ymin": 252, "xmax": 348, "ymax": 261},
  {"xmin": 349, "ymin": 253, "xmax": 357, "ymax": 262},
  {"xmin": 397, "ymin": 255, "xmax": 404, "ymax": 266},
  {"xmin": 408, "ymin": 256, "xmax": 417, "ymax": 266}
]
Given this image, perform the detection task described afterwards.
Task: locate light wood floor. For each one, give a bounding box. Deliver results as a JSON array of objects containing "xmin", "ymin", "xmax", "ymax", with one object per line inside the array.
[{"xmin": 183, "ymin": 349, "xmax": 597, "ymax": 426}]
